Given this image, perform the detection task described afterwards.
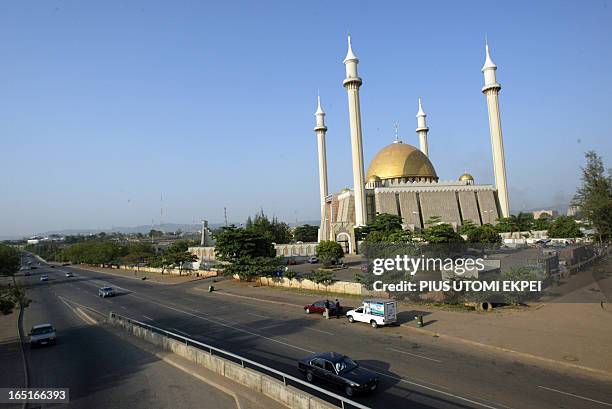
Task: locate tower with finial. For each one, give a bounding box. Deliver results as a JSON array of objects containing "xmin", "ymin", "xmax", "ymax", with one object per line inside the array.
[
  {"xmin": 416, "ymin": 98, "xmax": 429, "ymax": 157},
  {"xmin": 343, "ymin": 35, "xmax": 367, "ymax": 226},
  {"xmin": 314, "ymin": 94, "xmax": 329, "ymax": 237},
  {"xmin": 481, "ymin": 38, "xmax": 510, "ymax": 218}
]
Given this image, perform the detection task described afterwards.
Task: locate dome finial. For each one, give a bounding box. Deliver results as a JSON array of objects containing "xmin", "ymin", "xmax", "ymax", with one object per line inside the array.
[
  {"xmin": 393, "ymin": 121, "xmax": 402, "ymax": 143},
  {"xmin": 416, "ymin": 97, "xmax": 426, "ymax": 117},
  {"xmin": 344, "ymin": 34, "xmax": 358, "ymax": 63},
  {"xmin": 482, "ymin": 35, "xmax": 497, "ymax": 71},
  {"xmin": 315, "ymin": 93, "xmax": 324, "ymax": 115}
]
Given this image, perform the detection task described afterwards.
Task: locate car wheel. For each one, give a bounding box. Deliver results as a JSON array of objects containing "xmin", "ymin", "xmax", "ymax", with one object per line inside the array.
[
  {"xmin": 348, "ymin": 316, "xmax": 355, "ymax": 323},
  {"xmin": 305, "ymin": 308, "xmax": 311, "ymax": 314},
  {"xmin": 306, "ymin": 371, "xmax": 314, "ymax": 382},
  {"xmin": 345, "ymin": 386, "xmax": 354, "ymax": 397},
  {"xmin": 370, "ymin": 320, "xmax": 378, "ymax": 329}
]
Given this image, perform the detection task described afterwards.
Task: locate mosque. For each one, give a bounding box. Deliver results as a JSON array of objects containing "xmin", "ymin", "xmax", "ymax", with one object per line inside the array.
[{"xmin": 314, "ymin": 37, "xmax": 510, "ymax": 254}]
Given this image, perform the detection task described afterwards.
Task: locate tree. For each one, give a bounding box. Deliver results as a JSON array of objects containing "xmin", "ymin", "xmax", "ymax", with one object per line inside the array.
[
  {"xmin": 573, "ymin": 151, "xmax": 612, "ymax": 242},
  {"xmin": 0, "ymin": 245, "xmax": 28, "ymax": 315},
  {"xmin": 548, "ymin": 216, "xmax": 583, "ymax": 238},
  {"xmin": 0, "ymin": 245, "xmax": 20, "ymax": 277},
  {"xmin": 458, "ymin": 220, "xmax": 478, "ymax": 236},
  {"xmin": 293, "ymin": 224, "xmax": 319, "ymax": 243},
  {"xmin": 245, "ymin": 210, "xmax": 292, "ymax": 244},
  {"xmin": 532, "ymin": 217, "xmax": 551, "ymax": 231},
  {"xmin": 316, "ymin": 241, "xmax": 344, "ymax": 267},
  {"xmin": 421, "ymin": 218, "xmax": 464, "ymax": 244},
  {"xmin": 354, "ymin": 213, "xmax": 411, "ymax": 244},
  {"xmin": 214, "ymin": 225, "xmax": 279, "ymax": 280},
  {"xmin": 467, "ymin": 224, "xmax": 502, "ymax": 245}
]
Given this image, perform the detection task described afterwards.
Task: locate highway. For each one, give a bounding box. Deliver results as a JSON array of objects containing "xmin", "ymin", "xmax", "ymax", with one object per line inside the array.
[
  {"xmin": 17, "ymin": 258, "xmax": 237, "ymax": 409},
  {"xmin": 17, "ymin": 259, "xmax": 612, "ymax": 409}
]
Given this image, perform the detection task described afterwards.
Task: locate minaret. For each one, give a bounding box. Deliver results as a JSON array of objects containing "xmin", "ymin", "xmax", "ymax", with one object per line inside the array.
[
  {"xmin": 314, "ymin": 95, "xmax": 329, "ymax": 232},
  {"xmin": 482, "ymin": 40, "xmax": 510, "ymax": 218},
  {"xmin": 343, "ymin": 35, "xmax": 367, "ymax": 227},
  {"xmin": 416, "ymin": 97, "xmax": 429, "ymax": 157}
]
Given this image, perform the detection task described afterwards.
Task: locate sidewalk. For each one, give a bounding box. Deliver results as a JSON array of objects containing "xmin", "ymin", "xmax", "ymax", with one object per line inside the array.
[
  {"xmin": 200, "ymin": 279, "xmax": 612, "ymax": 378},
  {"xmin": 0, "ymin": 308, "xmax": 26, "ymax": 404}
]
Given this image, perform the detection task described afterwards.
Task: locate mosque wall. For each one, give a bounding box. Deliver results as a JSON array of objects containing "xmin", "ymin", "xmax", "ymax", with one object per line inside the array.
[
  {"xmin": 419, "ymin": 191, "xmax": 462, "ymax": 227},
  {"xmin": 398, "ymin": 192, "xmax": 421, "ymax": 229},
  {"xmin": 458, "ymin": 191, "xmax": 482, "ymax": 225},
  {"xmin": 477, "ymin": 191, "xmax": 500, "ymax": 224}
]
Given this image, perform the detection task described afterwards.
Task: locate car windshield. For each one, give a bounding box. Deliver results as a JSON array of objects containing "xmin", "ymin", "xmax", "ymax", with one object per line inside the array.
[
  {"xmin": 334, "ymin": 357, "xmax": 357, "ymax": 373},
  {"xmin": 31, "ymin": 327, "xmax": 53, "ymax": 335}
]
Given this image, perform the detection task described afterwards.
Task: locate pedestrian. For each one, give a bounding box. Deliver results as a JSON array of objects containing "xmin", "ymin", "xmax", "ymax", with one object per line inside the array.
[
  {"xmin": 324, "ymin": 299, "xmax": 330, "ymax": 319},
  {"xmin": 335, "ymin": 299, "xmax": 341, "ymax": 319}
]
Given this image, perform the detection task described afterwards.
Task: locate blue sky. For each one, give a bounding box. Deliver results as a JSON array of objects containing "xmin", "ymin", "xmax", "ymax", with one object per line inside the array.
[{"xmin": 1, "ymin": 1, "xmax": 611, "ymax": 237}]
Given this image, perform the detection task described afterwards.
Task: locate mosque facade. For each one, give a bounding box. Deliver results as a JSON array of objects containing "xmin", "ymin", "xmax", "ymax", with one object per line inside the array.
[{"xmin": 314, "ymin": 37, "xmax": 510, "ymax": 254}]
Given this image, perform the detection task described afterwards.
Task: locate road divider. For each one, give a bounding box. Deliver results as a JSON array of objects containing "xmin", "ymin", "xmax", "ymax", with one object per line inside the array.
[{"xmin": 107, "ymin": 312, "xmax": 370, "ymax": 409}]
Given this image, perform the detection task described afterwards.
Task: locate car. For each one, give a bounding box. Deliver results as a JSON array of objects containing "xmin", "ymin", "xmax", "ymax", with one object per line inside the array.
[
  {"xmin": 29, "ymin": 324, "xmax": 56, "ymax": 347},
  {"xmin": 297, "ymin": 352, "xmax": 378, "ymax": 397},
  {"xmin": 98, "ymin": 287, "xmax": 115, "ymax": 298},
  {"xmin": 40, "ymin": 275, "xmax": 49, "ymax": 282},
  {"xmin": 31, "ymin": 266, "xmax": 38, "ymax": 270},
  {"xmin": 287, "ymin": 258, "xmax": 297, "ymax": 265},
  {"xmin": 24, "ymin": 271, "xmax": 31, "ymax": 276},
  {"xmin": 65, "ymin": 272, "xmax": 74, "ymax": 277},
  {"xmin": 304, "ymin": 300, "xmax": 340, "ymax": 315},
  {"xmin": 308, "ymin": 256, "xmax": 319, "ymax": 264},
  {"xmin": 61, "ymin": 262, "xmax": 71, "ymax": 266},
  {"xmin": 50, "ymin": 265, "xmax": 55, "ymax": 268}
]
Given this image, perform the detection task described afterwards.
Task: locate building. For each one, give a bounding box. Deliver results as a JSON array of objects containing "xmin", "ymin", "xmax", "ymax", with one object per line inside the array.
[
  {"xmin": 315, "ymin": 37, "xmax": 510, "ymax": 254},
  {"xmin": 532, "ymin": 210, "xmax": 558, "ymax": 219}
]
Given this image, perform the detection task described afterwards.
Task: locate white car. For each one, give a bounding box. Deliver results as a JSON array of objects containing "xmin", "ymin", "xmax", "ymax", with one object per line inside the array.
[
  {"xmin": 40, "ymin": 275, "xmax": 49, "ymax": 282},
  {"xmin": 65, "ymin": 272, "xmax": 74, "ymax": 277},
  {"xmin": 29, "ymin": 324, "xmax": 56, "ymax": 347}
]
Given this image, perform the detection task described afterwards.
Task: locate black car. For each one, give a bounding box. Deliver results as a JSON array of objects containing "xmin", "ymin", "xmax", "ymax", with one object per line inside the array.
[{"xmin": 297, "ymin": 352, "xmax": 378, "ymax": 397}]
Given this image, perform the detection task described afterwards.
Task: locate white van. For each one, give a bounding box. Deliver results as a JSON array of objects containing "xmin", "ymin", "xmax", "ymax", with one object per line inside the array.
[{"xmin": 346, "ymin": 299, "xmax": 397, "ymax": 328}]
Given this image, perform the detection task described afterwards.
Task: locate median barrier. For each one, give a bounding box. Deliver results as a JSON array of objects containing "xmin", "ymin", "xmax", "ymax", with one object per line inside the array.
[{"xmin": 107, "ymin": 313, "xmax": 351, "ymax": 409}]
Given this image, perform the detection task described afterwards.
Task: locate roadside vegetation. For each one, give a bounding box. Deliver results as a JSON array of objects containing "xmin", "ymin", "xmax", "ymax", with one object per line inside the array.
[{"xmin": 0, "ymin": 244, "xmax": 29, "ymax": 315}]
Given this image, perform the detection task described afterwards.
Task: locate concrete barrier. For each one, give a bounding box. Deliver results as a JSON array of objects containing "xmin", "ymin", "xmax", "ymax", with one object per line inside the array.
[{"xmin": 107, "ymin": 315, "xmax": 338, "ymax": 409}]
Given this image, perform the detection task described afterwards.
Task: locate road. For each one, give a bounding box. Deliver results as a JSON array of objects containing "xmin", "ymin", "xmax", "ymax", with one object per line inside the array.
[
  {"xmin": 16, "ymin": 257, "xmax": 237, "ymax": 409},
  {"xmin": 17, "ymin": 258, "xmax": 612, "ymax": 409}
]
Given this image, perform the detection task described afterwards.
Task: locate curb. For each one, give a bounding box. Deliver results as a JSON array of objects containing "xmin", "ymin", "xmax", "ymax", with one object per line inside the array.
[
  {"xmin": 203, "ymin": 288, "xmax": 612, "ymax": 381},
  {"xmin": 17, "ymin": 303, "xmax": 29, "ymax": 409}
]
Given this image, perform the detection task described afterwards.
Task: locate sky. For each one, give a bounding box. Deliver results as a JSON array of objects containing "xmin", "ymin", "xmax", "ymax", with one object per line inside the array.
[{"xmin": 1, "ymin": 0, "xmax": 611, "ymax": 237}]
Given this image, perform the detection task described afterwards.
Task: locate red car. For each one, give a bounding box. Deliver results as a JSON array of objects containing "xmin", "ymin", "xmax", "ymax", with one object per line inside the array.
[{"xmin": 304, "ymin": 301, "xmax": 340, "ymax": 315}]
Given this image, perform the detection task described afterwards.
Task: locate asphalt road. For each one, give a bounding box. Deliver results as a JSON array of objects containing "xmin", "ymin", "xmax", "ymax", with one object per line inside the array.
[
  {"xmin": 16, "ymin": 257, "xmax": 237, "ymax": 409},
  {"xmin": 17, "ymin": 258, "xmax": 612, "ymax": 409}
]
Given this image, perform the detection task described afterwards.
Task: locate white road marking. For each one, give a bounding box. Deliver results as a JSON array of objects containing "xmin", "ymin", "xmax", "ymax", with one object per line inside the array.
[
  {"xmin": 171, "ymin": 328, "xmax": 192, "ymax": 337},
  {"xmin": 303, "ymin": 327, "xmax": 334, "ymax": 336},
  {"xmin": 538, "ymin": 386, "xmax": 612, "ymax": 407},
  {"xmin": 120, "ymin": 305, "xmax": 128, "ymax": 310},
  {"xmin": 247, "ymin": 312, "xmax": 270, "ymax": 319},
  {"xmin": 388, "ymin": 347, "xmax": 443, "ymax": 363},
  {"xmin": 142, "ymin": 315, "xmax": 154, "ymax": 321}
]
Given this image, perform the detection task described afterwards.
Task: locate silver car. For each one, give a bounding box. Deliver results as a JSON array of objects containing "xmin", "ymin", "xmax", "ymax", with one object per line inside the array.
[
  {"xmin": 29, "ymin": 324, "xmax": 56, "ymax": 347},
  {"xmin": 98, "ymin": 287, "xmax": 115, "ymax": 298}
]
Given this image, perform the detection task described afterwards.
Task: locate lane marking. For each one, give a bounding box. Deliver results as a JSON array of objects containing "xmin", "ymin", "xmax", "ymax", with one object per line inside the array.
[
  {"xmin": 303, "ymin": 327, "xmax": 334, "ymax": 336},
  {"xmin": 247, "ymin": 312, "xmax": 270, "ymax": 319},
  {"xmin": 171, "ymin": 328, "xmax": 192, "ymax": 337},
  {"xmin": 57, "ymin": 296, "xmax": 97, "ymax": 325},
  {"xmin": 120, "ymin": 305, "xmax": 128, "ymax": 310},
  {"xmin": 537, "ymin": 386, "xmax": 612, "ymax": 407},
  {"xmin": 143, "ymin": 315, "xmax": 154, "ymax": 321},
  {"xmin": 388, "ymin": 347, "xmax": 443, "ymax": 363}
]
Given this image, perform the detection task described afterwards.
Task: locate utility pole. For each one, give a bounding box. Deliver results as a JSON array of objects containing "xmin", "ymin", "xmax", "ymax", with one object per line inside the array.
[{"xmin": 224, "ymin": 207, "xmax": 228, "ymax": 226}]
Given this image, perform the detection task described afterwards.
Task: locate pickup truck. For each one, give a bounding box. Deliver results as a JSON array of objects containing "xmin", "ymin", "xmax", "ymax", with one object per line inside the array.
[{"xmin": 346, "ymin": 299, "xmax": 397, "ymax": 328}]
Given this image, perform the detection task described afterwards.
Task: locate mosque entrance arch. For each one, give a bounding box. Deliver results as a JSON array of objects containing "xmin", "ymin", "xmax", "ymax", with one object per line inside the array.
[{"xmin": 335, "ymin": 232, "xmax": 352, "ymax": 254}]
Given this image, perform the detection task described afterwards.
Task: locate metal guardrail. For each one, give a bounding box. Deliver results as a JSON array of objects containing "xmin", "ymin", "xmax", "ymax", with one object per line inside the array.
[{"xmin": 109, "ymin": 312, "xmax": 371, "ymax": 409}]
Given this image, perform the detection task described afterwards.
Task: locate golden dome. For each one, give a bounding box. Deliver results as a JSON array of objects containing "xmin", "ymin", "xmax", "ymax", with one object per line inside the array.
[
  {"xmin": 366, "ymin": 141, "xmax": 438, "ymax": 181},
  {"xmin": 458, "ymin": 172, "xmax": 474, "ymax": 182},
  {"xmin": 366, "ymin": 175, "xmax": 381, "ymax": 183}
]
